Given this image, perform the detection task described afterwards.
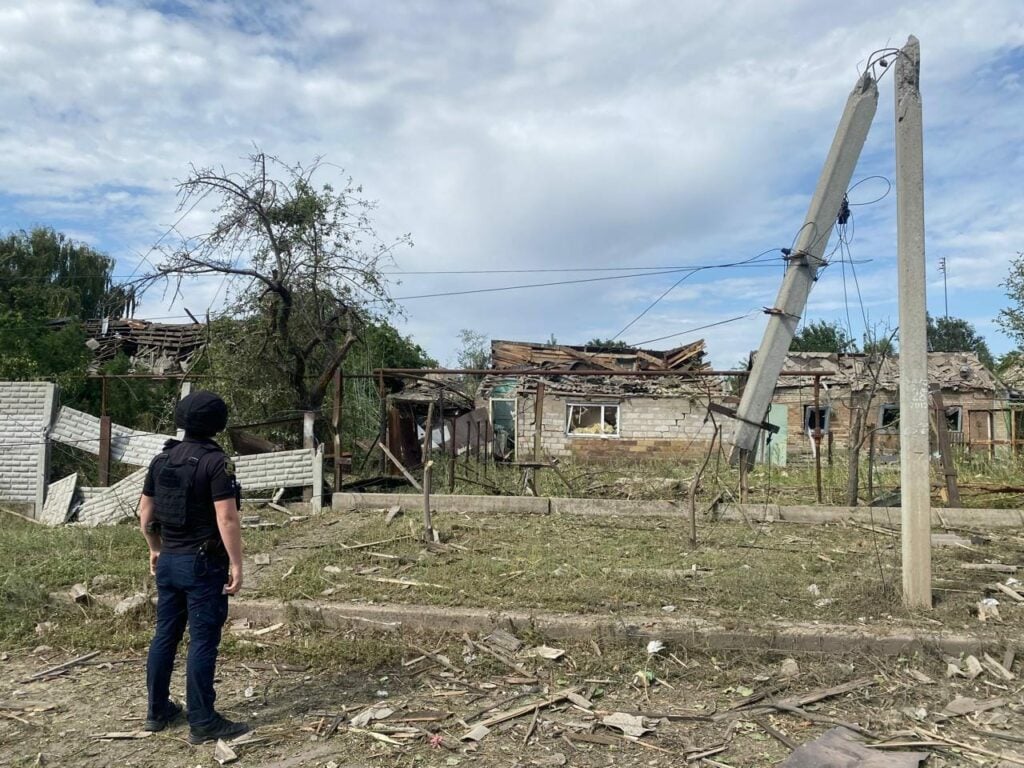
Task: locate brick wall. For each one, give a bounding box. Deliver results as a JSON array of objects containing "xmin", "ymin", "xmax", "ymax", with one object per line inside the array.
[
  {"xmin": 0, "ymin": 381, "xmax": 57, "ymax": 515},
  {"xmin": 77, "ymin": 468, "xmax": 147, "ymax": 527},
  {"xmin": 74, "ymin": 449, "xmax": 318, "ymax": 526},
  {"xmin": 51, "ymin": 406, "xmax": 171, "ymax": 466},
  {"xmin": 513, "ymin": 393, "xmax": 730, "ymax": 462},
  {"xmin": 235, "ymin": 449, "xmax": 316, "ymax": 490}
]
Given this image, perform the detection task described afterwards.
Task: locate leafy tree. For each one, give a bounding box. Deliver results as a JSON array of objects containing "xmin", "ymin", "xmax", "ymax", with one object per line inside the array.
[
  {"xmin": 927, "ymin": 314, "xmax": 993, "ymax": 368},
  {"xmin": 138, "ymin": 151, "xmax": 408, "ymax": 411},
  {"xmin": 584, "ymin": 338, "xmax": 632, "ymax": 350},
  {"xmin": 862, "ymin": 322, "xmax": 898, "ymax": 358},
  {"xmin": 790, "ymin": 320, "xmax": 855, "ymax": 353},
  {"xmin": 456, "ymin": 329, "xmax": 489, "ymax": 370},
  {"xmin": 0, "ymin": 228, "xmax": 129, "ymax": 394},
  {"xmin": 196, "ymin": 316, "xmax": 433, "ymax": 445},
  {"xmin": 997, "ymin": 251, "xmax": 1024, "ymax": 347},
  {"xmin": 455, "ymin": 329, "xmax": 489, "ymax": 398}
]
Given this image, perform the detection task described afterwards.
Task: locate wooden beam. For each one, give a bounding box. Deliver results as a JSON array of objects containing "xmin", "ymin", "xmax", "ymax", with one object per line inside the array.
[
  {"xmin": 379, "ymin": 443, "xmax": 422, "ymax": 491},
  {"xmin": 930, "ymin": 388, "xmax": 961, "ymax": 507}
]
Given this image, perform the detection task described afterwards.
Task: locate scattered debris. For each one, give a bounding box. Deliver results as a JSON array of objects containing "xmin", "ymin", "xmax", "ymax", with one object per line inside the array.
[
  {"xmin": 942, "ymin": 696, "xmax": 1007, "ymax": 717},
  {"xmin": 384, "ymin": 505, "xmax": 403, "ymax": 525},
  {"xmin": 780, "ymin": 658, "xmax": 801, "ymax": 679},
  {"xmin": 350, "ymin": 706, "xmax": 394, "ymax": 728},
  {"xmin": 483, "ymin": 628, "xmax": 523, "ymax": 654},
  {"xmin": 906, "ymin": 669, "xmax": 933, "ymax": 685},
  {"xmin": 780, "ymin": 727, "xmax": 927, "ymax": 767},
  {"xmin": 976, "ymin": 598, "xmax": 1001, "ymax": 622},
  {"xmin": 214, "ymin": 739, "xmax": 238, "ymax": 765},
  {"xmin": 982, "ymin": 653, "xmax": 1015, "ymax": 681},
  {"xmin": 601, "ymin": 712, "xmax": 655, "ymax": 738},
  {"xmin": 964, "ymin": 655, "xmax": 984, "ymax": 680},
  {"xmin": 646, "ymin": 640, "xmax": 665, "ymax": 655},
  {"xmin": 93, "ymin": 731, "xmax": 153, "ymax": 740},
  {"xmin": 961, "ymin": 563, "xmax": 1017, "ymax": 573},
  {"xmin": 252, "ymin": 623, "xmax": 284, "ymax": 637},
  {"xmin": 252, "ymin": 553, "xmax": 271, "ymax": 566},
  {"xmin": 994, "ymin": 582, "xmax": 1024, "ymax": 603},
  {"xmin": 461, "ymin": 724, "xmax": 491, "ymax": 742},
  {"xmin": 113, "ymin": 593, "xmax": 150, "ymax": 617},
  {"xmin": 22, "ymin": 651, "xmax": 101, "ymax": 683},
  {"xmin": 522, "ymin": 645, "xmax": 565, "ymax": 661},
  {"xmin": 90, "ymin": 574, "xmax": 116, "ymax": 591},
  {"xmin": 69, "ymin": 584, "xmax": 91, "ymax": 605}
]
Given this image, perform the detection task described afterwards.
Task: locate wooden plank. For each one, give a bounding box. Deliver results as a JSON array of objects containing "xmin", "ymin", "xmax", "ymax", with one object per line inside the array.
[
  {"xmin": 533, "ymin": 382, "xmax": 546, "ymax": 461},
  {"xmin": 931, "ymin": 389, "xmax": 961, "ymax": 506},
  {"xmin": 379, "ymin": 443, "xmax": 422, "ymax": 492},
  {"xmin": 22, "ymin": 651, "xmax": 102, "ymax": 683},
  {"xmin": 468, "ymin": 687, "xmax": 580, "ymax": 730}
]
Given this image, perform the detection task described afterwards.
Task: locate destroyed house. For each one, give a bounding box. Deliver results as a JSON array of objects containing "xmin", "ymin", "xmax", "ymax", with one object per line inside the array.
[
  {"xmin": 758, "ymin": 351, "xmax": 1017, "ymax": 463},
  {"xmin": 48, "ymin": 317, "xmax": 207, "ymax": 374},
  {"xmin": 481, "ymin": 339, "xmax": 725, "ymax": 462}
]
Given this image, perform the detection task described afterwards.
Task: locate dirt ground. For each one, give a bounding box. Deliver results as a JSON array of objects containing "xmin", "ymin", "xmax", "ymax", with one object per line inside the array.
[
  {"xmin": 4, "ymin": 504, "xmax": 1024, "ymax": 767},
  {"xmin": 3, "ymin": 627, "xmax": 1024, "ymax": 768}
]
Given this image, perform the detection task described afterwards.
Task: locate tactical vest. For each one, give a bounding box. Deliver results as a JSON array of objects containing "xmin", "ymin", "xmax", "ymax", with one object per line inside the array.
[{"xmin": 151, "ymin": 441, "xmax": 220, "ymax": 528}]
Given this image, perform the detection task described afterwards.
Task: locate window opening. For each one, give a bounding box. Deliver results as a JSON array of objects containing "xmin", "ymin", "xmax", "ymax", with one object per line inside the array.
[
  {"xmin": 803, "ymin": 405, "xmax": 831, "ymax": 434},
  {"xmin": 566, "ymin": 403, "xmax": 620, "ymax": 437},
  {"xmin": 880, "ymin": 404, "xmax": 900, "ymax": 430},
  {"xmin": 945, "ymin": 406, "xmax": 962, "ymax": 433}
]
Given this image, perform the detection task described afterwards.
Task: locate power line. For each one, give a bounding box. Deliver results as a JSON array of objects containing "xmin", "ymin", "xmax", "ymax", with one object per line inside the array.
[
  {"xmin": 609, "ymin": 248, "xmax": 784, "ymax": 341},
  {"xmin": 0, "ymin": 260, "xmax": 791, "ymax": 283},
  {"xmin": 389, "ymin": 266, "xmax": 740, "ymax": 302},
  {"xmin": 628, "ymin": 311, "xmax": 760, "ymax": 348}
]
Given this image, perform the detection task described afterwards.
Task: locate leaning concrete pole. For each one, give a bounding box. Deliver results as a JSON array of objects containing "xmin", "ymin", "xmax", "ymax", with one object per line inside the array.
[
  {"xmin": 895, "ymin": 36, "xmax": 932, "ymax": 609},
  {"xmin": 729, "ymin": 73, "xmax": 878, "ymax": 460}
]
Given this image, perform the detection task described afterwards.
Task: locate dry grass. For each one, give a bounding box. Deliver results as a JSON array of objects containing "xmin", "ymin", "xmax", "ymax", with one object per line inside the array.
[{"xmin": 250, "ymin": 505, "xmax": 1024, "ymax": 633}]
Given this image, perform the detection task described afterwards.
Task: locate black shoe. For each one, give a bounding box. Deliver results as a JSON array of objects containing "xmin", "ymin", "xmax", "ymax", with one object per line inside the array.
[
  {"xmin": 188, "ymin": 714, "xmax": 250, "ymax": 745},
  {"xmin": 144, "ymin": 701, "xmax": 183, "ymax": 732}
]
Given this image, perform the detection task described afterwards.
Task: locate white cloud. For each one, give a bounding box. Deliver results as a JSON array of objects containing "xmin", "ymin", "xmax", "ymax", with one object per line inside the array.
[{"xmin": 0, "ymin": 0, "xmax": 1022, "ymax": 369}]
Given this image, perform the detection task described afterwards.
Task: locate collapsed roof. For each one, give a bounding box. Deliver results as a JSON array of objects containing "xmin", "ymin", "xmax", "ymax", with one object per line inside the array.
[
  {"xmin": 50, "ymin": 318, "xmax": 207, "ymax": 374},
  {"xmin": 770, "ymin": 351, "xmax": 1000, "ymax": 393},
  {"xmin": 484, "ymin": 339, "xmax": 713, "ymax": 398}
]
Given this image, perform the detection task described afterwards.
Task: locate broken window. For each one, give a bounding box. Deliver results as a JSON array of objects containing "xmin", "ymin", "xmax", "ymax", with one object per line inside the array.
[
  {"xmin": 490, "ymin": 398, "xmax": 517, "ymax": 459},
  {"xmin": 803, "ymin": 405, "xmax": 831, "ymax": 434},
  {"xmin": 945, "ymin": 405, "xmax": 963, "ymax": 433},
  {"xmin": 565, "ymin": 403, "xmax": 619, "ymax": 437},
  {"xmin": 879, "ymin": 404, "xmax": 900, "ymax": 430}
]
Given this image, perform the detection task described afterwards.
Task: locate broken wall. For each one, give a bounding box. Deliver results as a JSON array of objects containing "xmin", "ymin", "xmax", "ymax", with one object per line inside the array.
[{"xmin": 0, "ymin": 381, "xmax": 57, "ymax": 517}]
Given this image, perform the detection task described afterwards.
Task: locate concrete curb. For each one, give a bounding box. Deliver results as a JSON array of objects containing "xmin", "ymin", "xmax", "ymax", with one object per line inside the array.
[
  {"xmin": 334, "ymin": 491, "xmax": 1024, "ymax": 528},
  {"xmin": 56, "ymin": 590, "xmax": 1003, "ymax": 657},
  {"xmin": 718, "ymin": 504, "xmax": 1024, "ymax": 529},
  {"xmin": 226, "ymin": 598, "xmax": 998, "ymax": 657},
  {"xmin": 333, "ymin": 492, "xmax": 551, "ymax": 516}
]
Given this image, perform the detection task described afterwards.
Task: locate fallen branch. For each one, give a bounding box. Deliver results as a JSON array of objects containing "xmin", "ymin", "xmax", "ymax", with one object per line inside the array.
[
  {"xmin": 341, "ymin": 534, "xmax": 414, "ymax": 551},
  {"xmin": 467, "ymin": 686, "xmax": 579, "ymax": 730},
  {"xmin": 464, "ymin": 636, "xmax": 533, "ymax": 678},
  {"xmin": 751, "ymin": 716, "xmax": 796, "ymax": 750},
  {"xmin": 914, "ymin": 726, "xmax": 1024, "ymax": 766},
  {"xmin": 22, "ymin": 651, "xmax": 102, "ymax": 683}
]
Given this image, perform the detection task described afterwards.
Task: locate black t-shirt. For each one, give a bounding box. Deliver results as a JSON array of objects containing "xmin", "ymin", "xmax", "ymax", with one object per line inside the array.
[{"xmin": 142, "ymin": 438, "xmax": 236, "ymax": 554}]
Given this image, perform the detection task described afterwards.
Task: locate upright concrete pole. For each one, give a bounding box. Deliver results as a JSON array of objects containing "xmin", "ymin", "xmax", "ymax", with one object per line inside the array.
[
  {"xmin": 730, "ymin": 73, "xmax": 879, "ymax": 459},
  {"xmin": 895, "ymin": 35, "xmax": 932, "ymax": 609}
]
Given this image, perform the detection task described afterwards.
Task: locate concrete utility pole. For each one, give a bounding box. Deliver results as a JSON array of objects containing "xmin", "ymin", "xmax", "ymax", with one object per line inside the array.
[
  {"xmin": 895, "ymin": 35, "xmax": 932, "ymax": 609},
  {"xmin": 729, "ymin": 72, "xmax": 879, "ymax": 461}
]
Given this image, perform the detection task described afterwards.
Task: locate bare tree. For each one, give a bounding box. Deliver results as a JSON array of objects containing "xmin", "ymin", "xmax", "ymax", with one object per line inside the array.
[{"xmin": 139, "ymin": 150, "xmax": 409, "ymax": 410}]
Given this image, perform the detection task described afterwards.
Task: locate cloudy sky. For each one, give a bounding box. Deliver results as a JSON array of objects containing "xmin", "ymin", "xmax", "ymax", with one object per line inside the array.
[{"xmin": 1, "ymin": 0, "xmax": 1022, "ymax": 368}]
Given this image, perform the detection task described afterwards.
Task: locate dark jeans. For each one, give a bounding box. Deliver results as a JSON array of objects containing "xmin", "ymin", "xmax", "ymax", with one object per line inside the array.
[{"xmin": 146, "ymin": 551, "xmax": 230, "ymax": 727}]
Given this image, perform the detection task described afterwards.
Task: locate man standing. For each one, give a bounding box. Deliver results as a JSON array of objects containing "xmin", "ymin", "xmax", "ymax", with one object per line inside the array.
[{"xmin": 139, "ymin": 390, "xmax": 249, "ymax": 744}]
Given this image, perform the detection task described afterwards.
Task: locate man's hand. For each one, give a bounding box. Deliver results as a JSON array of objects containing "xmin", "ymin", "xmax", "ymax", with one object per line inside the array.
[
  {"xmin": 223, "ymin": 561, "xmax": 243, "ymax": 595},
  {"xmin": 149, "ymin": 549, "xmax": 160, "ymax": 576}
]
